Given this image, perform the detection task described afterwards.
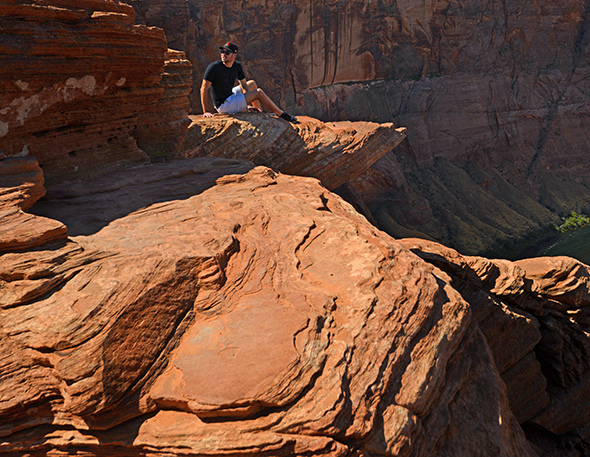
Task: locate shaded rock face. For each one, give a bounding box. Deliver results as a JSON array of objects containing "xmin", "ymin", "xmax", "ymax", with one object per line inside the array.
[
  {"xmin": 3, "ymin": 160, "xmax": 538, "ymax": 456},
  {"xmin": 302, "ymin": 0, "xmax": 590, "ymax": 252},
  {"xmin": 0, "ymin": 0, "xmax": 192, "ymax": 183},
  {"xmin": 130, "ymin": 0, "xmax": 590, "ymax": 255},
  {"xmin": 134, "ymin": 48, "xmax": 193, "ymax": 160}
]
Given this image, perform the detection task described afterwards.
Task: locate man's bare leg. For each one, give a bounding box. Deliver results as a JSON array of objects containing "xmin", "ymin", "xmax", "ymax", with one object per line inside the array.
[
  {"xmin": 244, "ymin": 88, "xmax": 283, "ymax": 116},
  {"xmin": 243, "ymin": 80, "xmax": 262, "ymax": 111},
  {"xmin": 244, "ymin": 85, "xmax": 299, "ymax": 123}
]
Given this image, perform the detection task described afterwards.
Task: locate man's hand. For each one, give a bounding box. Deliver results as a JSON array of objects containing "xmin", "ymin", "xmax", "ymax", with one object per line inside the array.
[{"xmin": 203, "ymin": 112, "xmax": 215, "ymax": 118}]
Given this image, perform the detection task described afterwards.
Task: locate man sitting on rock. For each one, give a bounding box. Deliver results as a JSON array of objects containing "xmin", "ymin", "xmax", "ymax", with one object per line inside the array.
[{"xmin": 200, "ymin": 41, "xmax": 298, "ymax": 123}]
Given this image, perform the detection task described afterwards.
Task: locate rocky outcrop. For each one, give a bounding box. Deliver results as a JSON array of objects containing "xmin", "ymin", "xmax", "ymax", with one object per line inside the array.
[
  {"xmin": 0, "ymin": 0, "xmax": 192, "ymax": 183},
  {"xmin": 134, "ymin": 49, "xmax": 193, "ymax": 160},
  {"xmin": 0, "ymin": 156, "xmax": 67, "ymax": 253},
  {"xmin": 0, "ymin": 0, "xmax": 405, "ymax": 193},
  {"xmin": 130, "ymin": 0, "xmax": 590, "ymax": 255},
  {"xmin": 401, "ymin": 238, "xmax": 590, "ymax": 455},
  {"xmin": 184, "ymin": 114, "xmax": 407, "ymax": 190},
  {"xmin": 4, "ymin": 1, "xmax": 590, "ymax": 455},
  {"xmin": 126, "ymin": 0, "xmax": 197, "ymax": 82},
  {"xmin": 5, "ymin": 153, "xmax": 590, "ymax": 455},
  {"xmin": 3, "ymin": 160, "xmax": 538, "ymax": 456}
]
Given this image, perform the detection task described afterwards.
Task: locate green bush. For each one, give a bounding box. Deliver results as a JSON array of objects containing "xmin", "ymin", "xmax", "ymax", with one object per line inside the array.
[{"xmin": 555, "ymin": 211, "xmax": 590, "ymax": 233}]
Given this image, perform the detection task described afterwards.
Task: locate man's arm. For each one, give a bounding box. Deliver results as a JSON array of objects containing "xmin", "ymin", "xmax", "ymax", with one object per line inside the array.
[{"xmin": 200, "ymin": 79, "xmax": 215, "ymax": 117}]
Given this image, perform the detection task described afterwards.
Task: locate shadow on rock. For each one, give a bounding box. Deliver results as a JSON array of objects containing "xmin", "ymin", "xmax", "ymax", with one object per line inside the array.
[{"xmin": 30, "ymin": 157, "xmax": 255, "ymax": 236}]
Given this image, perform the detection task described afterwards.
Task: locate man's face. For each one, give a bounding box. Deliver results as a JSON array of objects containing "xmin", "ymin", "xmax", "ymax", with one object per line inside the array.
[{"xmin": 221, "ymin": 50, "xmax": 237, "ymax": 66}]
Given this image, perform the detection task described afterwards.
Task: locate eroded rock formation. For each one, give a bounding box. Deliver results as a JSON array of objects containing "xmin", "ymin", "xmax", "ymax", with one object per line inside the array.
[
  {"xmin": 184, "ymin": 114, "xmax": 407, "ymax": 190},
  {"xmin": 3, "ymin": 152, "xmax": 590, "ymax": 455},
  {"xmin": 401, "ymin": 238, "xmax": 590, "ymax": 455},
  {"xmin": 2, "ymin": 161, "xmax": 538, "ymax": 456},
  {"xmin": 130, "ymin": 0, "xmax": 590, "ymax": 255},
  {"xmin": 0, "ymin": 0, "xmax": 192, "ymax": 182},
  {"xmin": 0, "ymin": 156, "xmax": 67, "ymax": 253},
  {"xmin": 4, "ymin": 1, "xmax": 590, "ymax": 455}
]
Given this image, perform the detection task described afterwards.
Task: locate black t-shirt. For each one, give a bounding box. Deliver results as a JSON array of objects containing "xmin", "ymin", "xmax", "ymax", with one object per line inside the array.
[{"xmin": 203, "ymin": 60, "xmax": 246, "ymax": 108}]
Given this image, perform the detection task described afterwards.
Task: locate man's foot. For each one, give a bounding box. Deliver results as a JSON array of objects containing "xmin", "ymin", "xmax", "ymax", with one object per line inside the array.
[{"xmin": 279, "ymin": 112, "xmax": 299, "ymax": 123}]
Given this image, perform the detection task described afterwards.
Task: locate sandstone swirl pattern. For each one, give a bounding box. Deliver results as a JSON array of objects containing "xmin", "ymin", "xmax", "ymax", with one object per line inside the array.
[{"xmin": 1, "ymin": 160, "xmax": 535, "ymax": 456}]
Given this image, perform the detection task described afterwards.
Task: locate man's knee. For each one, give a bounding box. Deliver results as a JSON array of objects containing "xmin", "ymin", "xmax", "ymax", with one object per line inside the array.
[
  {"xmin": 244, "ymin": 87, "xmax": 262, "ymax": 104},
  {"xmin": 246, "ymin": 80, "xmax": 258, "ymax": 91},
  {"xmin": 250, "ymin": 87, "xmax": 265, "ymax": 99}
]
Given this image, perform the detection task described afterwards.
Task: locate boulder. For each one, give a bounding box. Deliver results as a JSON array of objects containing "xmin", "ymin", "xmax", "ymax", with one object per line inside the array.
[{"xmin": 1, "ymin": 161, "xmax": 535, "ymax": 456}]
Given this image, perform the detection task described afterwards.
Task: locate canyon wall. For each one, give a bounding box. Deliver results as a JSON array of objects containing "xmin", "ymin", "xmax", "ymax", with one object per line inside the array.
[{"xmin": 130, "ymin": 0, "xmax": 590, "ymax": 255}]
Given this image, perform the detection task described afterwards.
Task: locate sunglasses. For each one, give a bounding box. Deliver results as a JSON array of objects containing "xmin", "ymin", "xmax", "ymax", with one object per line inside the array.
[{"xmin": 221, "ymin": 50, "xmax": 235, "ymax": 55}]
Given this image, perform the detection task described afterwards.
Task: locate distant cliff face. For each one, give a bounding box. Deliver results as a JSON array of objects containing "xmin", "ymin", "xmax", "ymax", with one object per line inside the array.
[{"xmin": 130, "ymin": 0, "xmax": 590, "ymax": 255}]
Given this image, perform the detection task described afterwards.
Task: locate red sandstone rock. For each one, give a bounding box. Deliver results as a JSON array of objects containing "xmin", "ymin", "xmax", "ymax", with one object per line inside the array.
[
  {"xmin": 0, "ymin": 0, "xmax": 192, "ymax": 183},
  {"xmin": 401, "ymin": 238, "xmax": 590, "ymax": 453},
  {"xmin": 134, "ymin": 49, "xmax": 193, "ymax": 160},
  {"xmin": 3, "ymin": 0, "xmax": 590, "ymax": 454},
  {"xmin": 1, "ymin": 161, "xmax": 536, "ymax": 456},
  {"xmin": 183, "ymin": 113, "xmax": 407, "ymax": 190},
  {"xmin": 0, "ymin": 156, "xmax": 67, "ymax": 252},
  {"xmin": 0, "ymin": 156, "xmax": 45, "ymax": 211}
]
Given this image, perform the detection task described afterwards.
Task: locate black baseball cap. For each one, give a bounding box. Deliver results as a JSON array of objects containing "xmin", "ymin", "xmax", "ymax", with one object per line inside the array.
[{"xmin": 219, "ymin": 42, "xmax": 238, "ymax": 53}]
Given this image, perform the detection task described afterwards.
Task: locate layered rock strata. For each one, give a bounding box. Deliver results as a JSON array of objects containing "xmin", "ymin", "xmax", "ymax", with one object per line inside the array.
[
  {"xmin": 2, "ymin": 160, "xmax": 537, "ymax": 456},
  {"xmin": 3, "ymin": 0, "xmax": 590, "ymax": 454},
  {"xmin": 0, "ymin": 156, "xmax": 67, "ymax": 253},
  {"xmin": 134, "ymin": 49, "xmax": 193, "ymax": 160},
  {"xmin": 300, "ymin": 0, "xmax": 590, "ymax": 253},
  {"xmin": 184, "ymin": 114, "xmax": 407, "ymax": 190},
  {"xmin": 7, "ymin": 154, "xmax": 590, "ymax": 455},
  {"xmin": 0, "ymin": 0, "xmax": 192, "ymax": 183}
]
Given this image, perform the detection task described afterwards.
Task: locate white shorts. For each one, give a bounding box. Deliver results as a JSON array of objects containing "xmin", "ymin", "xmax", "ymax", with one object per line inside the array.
[{"xmin": 216, "ymin": 86, "xmax": 248, "ymax": 114}]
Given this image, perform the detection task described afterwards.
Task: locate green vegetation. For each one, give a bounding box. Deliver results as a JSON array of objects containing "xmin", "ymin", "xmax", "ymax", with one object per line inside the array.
[{"xmin": 555, "ymin": 211, "xmax": 590, "ymax": 233}]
